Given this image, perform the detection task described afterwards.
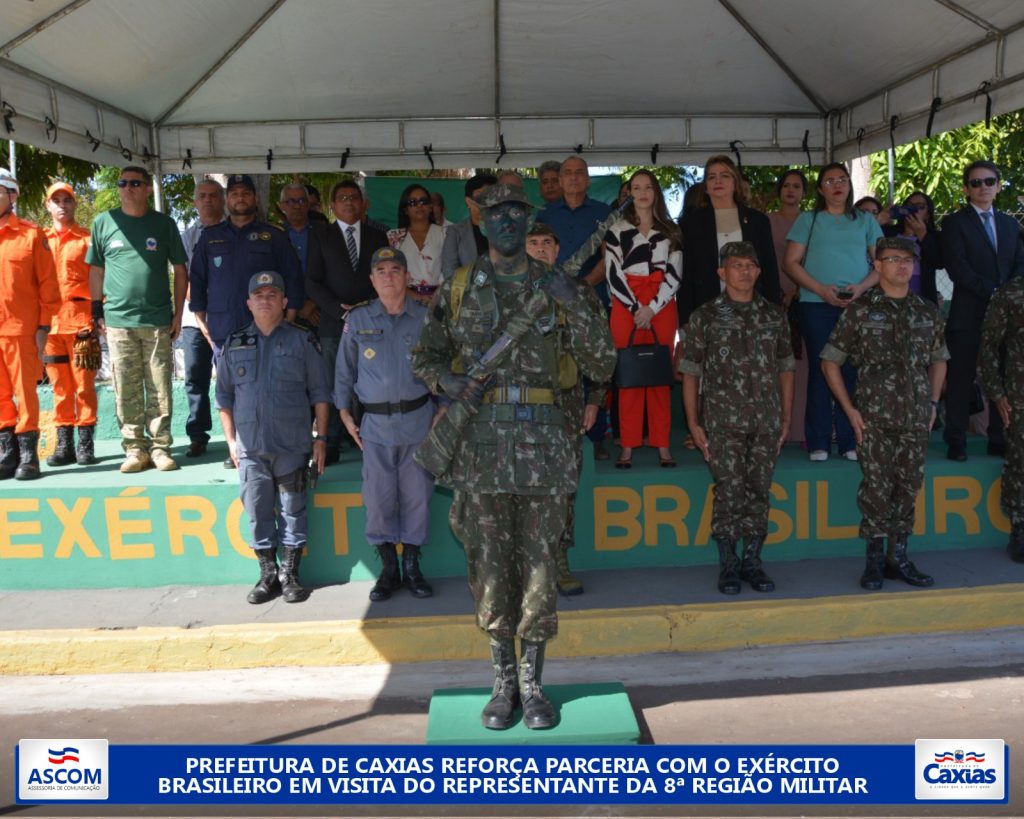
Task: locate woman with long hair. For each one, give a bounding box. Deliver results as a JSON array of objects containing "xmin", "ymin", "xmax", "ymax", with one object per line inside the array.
[
  {"xmin": 783, "ymin": 162, "xmax": 883, "ymax": 461},
  {"xmin": 388, "ymin": 183, "xmax": 446, "ymax": 301},
  {"xmin": 883, "ymin": 190, "xmax": 942, "ymax": 304},
  {"xmin": 605, "ymin": 169, "xmax": 682, "ymax": 468}
]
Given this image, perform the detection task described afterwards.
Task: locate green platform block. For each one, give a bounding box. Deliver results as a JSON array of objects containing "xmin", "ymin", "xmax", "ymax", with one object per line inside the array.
[{"xmin": 426, "ymin": 682, "xmax": 639, "ymax": 745}]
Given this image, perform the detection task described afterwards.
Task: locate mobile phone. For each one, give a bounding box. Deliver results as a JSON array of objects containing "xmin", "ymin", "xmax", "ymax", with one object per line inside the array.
[
  {"xmin": 889, "ymin": 205, "xmax": 919, "ymax": 220},
  {"xmin": 837, "ymin": 288, "xmax": 854, "ymax": 300}
]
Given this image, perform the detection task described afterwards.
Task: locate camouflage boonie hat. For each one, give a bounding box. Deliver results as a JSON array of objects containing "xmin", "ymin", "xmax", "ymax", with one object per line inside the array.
[
  {"xmin": 474, "ymin": 182, "xmax": 532, "ymax": 211},
  {"xmin": 875, "ymin": 236, "xmax": 920, "ymax": 258},
  {"xmin": 248, "ymin": 270, "xmax": 285, "ymax": 293},
  {"xmin": 370, "ymin": 247, "xmax": 408, "ymax": 269},
  {"xmin": 719, "ymin": 240, "xmax": 760, "ymax": 266}
]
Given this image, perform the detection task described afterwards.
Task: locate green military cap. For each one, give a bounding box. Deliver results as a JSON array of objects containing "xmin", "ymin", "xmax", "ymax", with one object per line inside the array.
[
  {"xmin": 474, "ymin": 181, "xmax": 532, "ymax": 211},
  {"xmin": 875, "ymin": 236, "xmax": 920, "ymax": 258},
  {"xmin": 719, "ymin": 240, "xmax": 760, "ymax": 266}
]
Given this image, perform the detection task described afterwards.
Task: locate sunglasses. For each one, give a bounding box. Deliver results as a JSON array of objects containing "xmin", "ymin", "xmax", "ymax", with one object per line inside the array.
[
  {"xmin": 282, "ymin": 198, "xmax": 307, "ymax": 206},
  {"xmin": 821, "ymin": 177, "xmax": 850, "ymax": 187},
  {"xmin": 405, "ymin": 196, "xmax": 431, "ymax": 207},
  {"xmin": 117, "ymin": 179, "xmax": 146, "ymax": 188},
  {"xmin": 968, "ymin": 177, "xmax": 999, "ymax": 188}
]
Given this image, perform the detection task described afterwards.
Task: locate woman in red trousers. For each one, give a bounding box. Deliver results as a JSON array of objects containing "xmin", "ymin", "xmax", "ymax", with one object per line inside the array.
[{"xmin": 604, "ymin": 169, "xmax": 682, "ymax": 468}]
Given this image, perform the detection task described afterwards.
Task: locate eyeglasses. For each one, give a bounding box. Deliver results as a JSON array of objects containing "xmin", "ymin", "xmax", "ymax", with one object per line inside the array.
[
  {"xmin": 405, "ymin": 197, "xmax": 431, "ymax": 207},
  {"xmin": 282, "ymin": 198, "xmax": 307, "ymax": 206},
  {"xmin": 968, "ymin": 176, "xmax": 999, "ymax": 188},
  {"xmin": 334, "ymin": 193, "xmax": 361, "ymax": 203},
  {"xmin": 117, "ymin": 179, "xmax": 146, "ymax": 188},
  {"xmin": 821, "ymin": 177, "xmax": 850, "ymax": 187},
  {"xmin": 878, "ymin": 256, "xmax": 916, "ymax": 265}
]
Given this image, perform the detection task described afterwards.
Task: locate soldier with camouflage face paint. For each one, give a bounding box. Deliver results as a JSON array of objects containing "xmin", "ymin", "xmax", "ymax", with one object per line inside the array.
[
  {"xmin": 679, "ymin": 241, "xmax": 795, "ymax": 595},
  {"xmin": 978, "ymin": 275, "xmax": 1024, "ymax": 562},
  {"xmin": 412, "ymin": 183, "xmax": 616, "ymax": 731},
  {"xmin": 821, "ymin": 236, "xmax": 949, "ymax": 590}
]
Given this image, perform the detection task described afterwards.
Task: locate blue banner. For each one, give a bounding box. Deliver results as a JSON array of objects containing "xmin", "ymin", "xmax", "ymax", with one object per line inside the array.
[{"xmin": 16, "ymin": 742, "xmax": 1009, "ymax": 805}]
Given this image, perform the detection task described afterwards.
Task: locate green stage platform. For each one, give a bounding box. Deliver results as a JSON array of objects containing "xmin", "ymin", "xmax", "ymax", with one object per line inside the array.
[
  {"xmin": 426, "ymin": 683, "xmax": 639, "ymax": 745},
  {"xmin": 3, "ymin": 382, "xmax": 1007, "ymax": 591}
]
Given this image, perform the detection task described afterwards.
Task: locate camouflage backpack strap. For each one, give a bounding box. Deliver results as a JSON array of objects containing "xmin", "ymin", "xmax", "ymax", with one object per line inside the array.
[{"xmin": 450, "ymin": 264, "xmax": 472, "ymax": 324}]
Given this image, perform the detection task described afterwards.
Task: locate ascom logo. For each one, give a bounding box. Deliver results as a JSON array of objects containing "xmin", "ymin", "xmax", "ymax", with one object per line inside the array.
[
  {"xmin": 915, "ymin": 739, "xmax": 1005, "ymax": 801},
  {"xmin": 17, "ymin": 739, "xmax": 109, "ymax": 801}
]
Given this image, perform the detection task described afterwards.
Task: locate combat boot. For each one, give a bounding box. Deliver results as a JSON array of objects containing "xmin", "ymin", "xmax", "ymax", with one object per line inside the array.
[
  {"xmin": 369, "ymin": 542, "xmax": 402, "ymax": 601},
  {"xmin": 76, "ymin": 425, "xmax": 97, "ymax": 465},
  {"xmin": 481, "ymin": 639, "xmax": 519, "ymax": 730},
  {"xmin": 278, "ymin": 547, "xmax": 308, "ymax": 603},
  {"xmin": 1009, "ymin": 520, "xmax": 1024, "ymax": 563},
  {"xmin": 402, "ymin": 544, "xmax": 433, "ymax": 598},
  {"xmin": 247, "ymin": 547, "xmax": 280, "ymax": 604},
  {"xmin": 0, "ymin": 427, "xmax": 16, "ymax": 479},
  {"xmin": 716, "ymin": 538, "xmax": 741, "ymax": 594},
  {"xmin": 740, "ymin": 536, "xmax": 775, "ymax": 592},
  {"xmin": 884, "ymin": 535, "xmax": 934, "ymax": 587},
  {"xmin": 860, "ymin": 537, "xmax": 886, "ymax": 590},
  {"xmin": 47, "ymin": 425, "xmax": 75, "ymax": 466},
  {"xmin": 14, "ymin": 431, "xmax": 40, "ymax": 480},
  {"xmin": 555, "ymin": 545, "xmax": 584, "ymax": 596},
  {"xmin": 518, "ymin": 640, "xmax": 556, "ymax": 730}
]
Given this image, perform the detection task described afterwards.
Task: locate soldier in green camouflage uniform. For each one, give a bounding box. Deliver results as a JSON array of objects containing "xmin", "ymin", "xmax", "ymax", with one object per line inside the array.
[
  {"xmin": 978, "ymin": 275, "xmax": 1024, "ymax": 562},
  {"xmin": 412, "ymin": 183, "xmax": 616, "ymax": 731},
  {"xmin": 821, "ymin": 237, "xmax": 948, "ymax": 589},
  {"xmin": 526, "ymin": 222, "xmax": 607, "ymax": 596},
  {"xmin": 679, "ymin": 241, "xmax": 795, "ymax": 595}
]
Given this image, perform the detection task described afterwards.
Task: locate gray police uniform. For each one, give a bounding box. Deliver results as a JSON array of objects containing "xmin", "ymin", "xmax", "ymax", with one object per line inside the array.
[
  {"xmin": 216, "ymin": 321, "xmax": 330, "ymax": 551},
  {"xmin": 334, "ymin": 298, "xmax": 434, "ymax": 547}
]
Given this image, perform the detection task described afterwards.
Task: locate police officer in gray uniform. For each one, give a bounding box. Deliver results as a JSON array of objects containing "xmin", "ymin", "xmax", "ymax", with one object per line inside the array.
[
  {"xmin": 216, "ymin": 271, "xmax": 330, "ymax": 604},
  {"xmin": 335, "ymin": 247, "xmax": 437, "ymax": 601}
]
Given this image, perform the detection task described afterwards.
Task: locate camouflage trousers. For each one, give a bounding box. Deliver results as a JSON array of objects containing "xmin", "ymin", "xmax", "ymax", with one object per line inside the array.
[
  {"xmin": 106, "ymin": 326, "xmax": 173, "ymax": 454},
  {"xmin": 857, "ymin": 426, "xmax": 928, "ymax": 539},
  {"xmin": 708, "ymin": 429, "xmax": 778, "ymax": 542},
  {"xmin": 449, "ymin": 490, "xmax": 567, "ymax": 641},
  {"xmin": 1002, "ymin": 412, "xmax": 1024, "ymax": 523},
  {"xmin": 558, "ymin": 389, "xmax": 586, "ymax": 553}
]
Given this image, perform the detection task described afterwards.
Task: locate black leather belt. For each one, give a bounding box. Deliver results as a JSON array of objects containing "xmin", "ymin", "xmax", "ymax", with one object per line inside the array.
[{"xmin": 361, "ymin": 394, "xmax": 431, "ymax": 415}]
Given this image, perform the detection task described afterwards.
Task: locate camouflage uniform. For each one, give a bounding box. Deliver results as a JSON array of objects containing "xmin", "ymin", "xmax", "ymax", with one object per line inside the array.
[
  {"xmin": 821, "ymin": 288, "xmax": 948, "ymax": 539},
  {"xmin": 679, "ymin": 293, "xmax": 794, "ymax": 543},
  {"xmin": 412, "ymin": 255, "xmax": 615, "ymax": 641},
  {"xmin": 978, "ymin": 277, "xmax": 1024, "ymax": 559}
]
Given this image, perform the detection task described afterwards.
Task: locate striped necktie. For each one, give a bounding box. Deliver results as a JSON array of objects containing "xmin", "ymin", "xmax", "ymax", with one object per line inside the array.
[{"xmin": 345, "ymin": 225, "xmax": 358, "ymax": 268}]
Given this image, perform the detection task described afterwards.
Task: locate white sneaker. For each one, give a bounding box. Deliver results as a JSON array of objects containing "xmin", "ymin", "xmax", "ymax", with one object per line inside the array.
[
  {"xmin": 809, "ymin": 450, "xmax": 829, "ymax": 462},
  {"xmin": 842, "ymin": 449, "xmax": 858, "ymax": 462}
]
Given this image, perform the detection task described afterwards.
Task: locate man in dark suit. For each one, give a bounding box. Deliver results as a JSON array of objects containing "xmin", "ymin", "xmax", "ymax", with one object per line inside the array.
[
  {"xmin": 942, "ymin": 159, "xmax": 1024, "ymax": 461},
  {"xmin": 440, "ymin": 173, "xmax": 495, "ymax": 280},
  {"xmin": 305, "ymin": 179, "xmax": 388, "ymax": 463}
]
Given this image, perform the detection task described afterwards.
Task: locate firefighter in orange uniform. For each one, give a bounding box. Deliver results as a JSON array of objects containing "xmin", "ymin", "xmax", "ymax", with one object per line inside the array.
[
  {"xmin": 0, "ymin": 168, "xmax": 61, "ymax": 480},
  {"xmin": 43, "ymin": 181, "xmax": 99, "ymax": 466}
]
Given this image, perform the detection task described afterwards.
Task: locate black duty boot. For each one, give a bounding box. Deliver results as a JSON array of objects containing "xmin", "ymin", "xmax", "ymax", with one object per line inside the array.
[
  {"xmin": 481, "ymin": 639, "xmax": 519, "ymax": 730},
  {"xmin": 76, "ymin": 425, "xmax": 98, "ymax": 465},
  {"xmin": 740, "ymin": 536, "xmax": 775, "ymax": 592},
  {"xmin": 1009, "ymin": 521, "xmax": 1024, "ymax": 564},
  {"xmin": 860, "ymin": 537, "xmax": 886, "ymax": 590},
  {"xmin": 0, "ymin": 427, "xmax": 16, "ymax": 479},
  {"xmin": 278, "ymin": 547, "xmax": 308, "ymax": 603},
  {"xmin": 47, "ymin": 425, "xmax": 75, "ymax": 466},
  {"xmin": 247, "ymin": 547, "xmax": 280, "ymax": 604},
  {"xmin": 885, "ymin": 535, "xmax": 934, "ymax": 587},
  {"xmin": 716, "ymin": 539, "xmax": 741, "ymax": 594},
  {"xmin": 402, "ymin": 544, "xmax": 433, "ymax": 598},
  {"xmin": 369, "ymin": 542, "xmax": 402, "ymax": 601},
  {"xmin": 519, "ymin": 640, "xmax": 557, "ymax": 729},
  {"xmin": 14, "ymin": 431, "xmax": 40, "ymax": 480}
]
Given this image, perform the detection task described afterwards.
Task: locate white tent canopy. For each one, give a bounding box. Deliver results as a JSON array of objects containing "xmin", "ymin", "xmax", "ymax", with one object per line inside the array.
[{"xmin": 2, "ymin": 0, "xmax": 1024, "ymax": 174}]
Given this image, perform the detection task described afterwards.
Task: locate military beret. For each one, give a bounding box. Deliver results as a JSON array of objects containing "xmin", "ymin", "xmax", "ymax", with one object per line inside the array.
[
  {"xmin": 875, "ymin": 236, "xmax": 920, "ymax": 258},
  {"xmin": 248, "ymin": 270, "xmax": 285, "ymax": 294}
]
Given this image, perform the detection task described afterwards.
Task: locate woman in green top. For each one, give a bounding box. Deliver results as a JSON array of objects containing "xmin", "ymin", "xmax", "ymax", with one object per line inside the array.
[{"xmin": 783, "ymin": 163, "xmax": 883, "ymax": 462}]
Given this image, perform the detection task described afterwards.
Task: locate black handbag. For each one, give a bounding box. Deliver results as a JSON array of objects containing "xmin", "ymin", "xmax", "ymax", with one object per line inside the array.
[{"xmin": 614, "ymin": 325, "xmax": 675, "ymax": 388}]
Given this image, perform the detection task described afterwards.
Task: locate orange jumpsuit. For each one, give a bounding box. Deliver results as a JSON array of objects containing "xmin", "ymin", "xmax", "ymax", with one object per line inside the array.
[
  {"xmin": 0, "ymin": 214, "xmax": 60, "ymax": 433},
  {"xmin": 44, "ymin": 223, "xmax": 97, "ymax": 428}
]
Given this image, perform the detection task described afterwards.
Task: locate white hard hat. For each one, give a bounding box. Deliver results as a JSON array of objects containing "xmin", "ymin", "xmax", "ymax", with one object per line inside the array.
[{"xmin": 0, "ymin": 168, "xmax": 18, "ymax": 194}]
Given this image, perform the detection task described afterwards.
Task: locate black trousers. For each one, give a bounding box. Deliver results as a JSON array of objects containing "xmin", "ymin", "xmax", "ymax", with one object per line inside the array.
[{"xmin": 944, "ymin": 326, "xmax": 1004, "ymax": 448}]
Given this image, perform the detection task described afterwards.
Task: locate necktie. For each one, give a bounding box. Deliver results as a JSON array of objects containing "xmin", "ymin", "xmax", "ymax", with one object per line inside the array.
[
  {"xmin": 345, "ymin": 225, "xmax": 358, "ymax": 268},
  {"xmin": 981, "ymin": 210, "xmax": 997, "ymax": 250}
]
